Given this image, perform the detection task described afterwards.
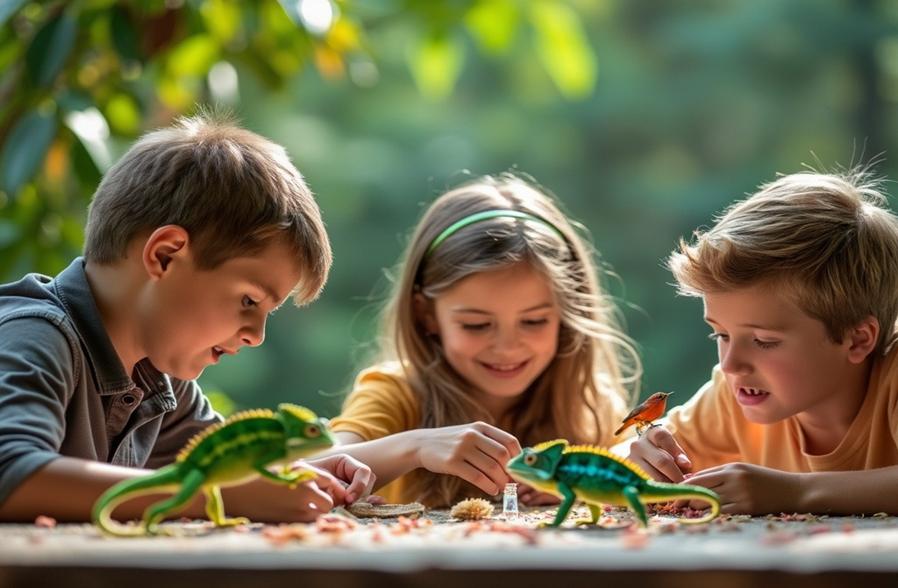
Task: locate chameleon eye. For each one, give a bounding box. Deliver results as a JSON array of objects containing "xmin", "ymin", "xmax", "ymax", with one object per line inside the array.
[
  {"xmin": 306, "ymin": 424, "xmax": 321, "ymax": 438},
  {"xmin": 524, "ymin": 453, "xmax": 538, "ymax": 466}
]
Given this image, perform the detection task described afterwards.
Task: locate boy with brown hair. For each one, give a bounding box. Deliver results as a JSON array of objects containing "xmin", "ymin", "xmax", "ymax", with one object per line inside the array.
[
  {"xmin": 0, "ymin": 113, "xmax": 374, "ymax": 523},
  {"xmin": 626, "ymin": 170, "xmax": 898, "ymax": 515}
]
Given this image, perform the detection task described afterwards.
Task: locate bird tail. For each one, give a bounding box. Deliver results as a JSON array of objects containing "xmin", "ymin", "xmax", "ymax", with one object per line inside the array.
[
  {"xmin": 639, "ymin": 480, "xmax": 720, "ymax": 524},
  {"xmin": 92, "ymin": 465, "xmax": 183, "ymax": 537}
]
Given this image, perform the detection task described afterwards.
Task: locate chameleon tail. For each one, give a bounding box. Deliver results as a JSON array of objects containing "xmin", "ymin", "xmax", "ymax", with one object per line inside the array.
[
  {"xmin": 92, "ymin": 465, "xmax": 183, "ymax": 537},
  {"xmin": 640, "ymin": 481, "xmax": 721, "ymax": 524}
]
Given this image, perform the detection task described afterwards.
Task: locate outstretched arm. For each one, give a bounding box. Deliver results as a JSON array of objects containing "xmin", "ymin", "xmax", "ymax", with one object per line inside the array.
[
  {"xmin": 686, "ymin": 463, "xmax": 898, "ymax": 515},
  {"xmin": 0, "ymin": 456, "xmax": 352, "ymax": 524},
  {"xmin": 0, "ymin": 457, "xmax": 206, "ymax": 523},
  {"xmin": 330, "ymin": 422, "xmax": 522, "ymax": 497}
]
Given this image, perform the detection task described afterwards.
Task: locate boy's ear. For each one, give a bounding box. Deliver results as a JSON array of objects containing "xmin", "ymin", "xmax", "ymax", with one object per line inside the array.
[
  {"xmin": 142, "ymin": 225, "xmax": 191, "ymax": 279},
  {"xmin": 413, "ymin": 292, "xmax": 439, "ymax": 336},
  {"xmin": 845, "ymin": 315, "xmax": 879, "ymax": 364}
]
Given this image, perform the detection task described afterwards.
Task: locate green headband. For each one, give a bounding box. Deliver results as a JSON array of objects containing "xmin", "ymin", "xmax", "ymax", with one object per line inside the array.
[{"xmin": 425, "ymin": 209, "xmax": 566, "ymax": 256}]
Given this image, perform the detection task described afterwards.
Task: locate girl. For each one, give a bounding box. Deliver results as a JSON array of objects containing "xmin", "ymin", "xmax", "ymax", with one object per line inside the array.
[{"xmin": 329, "ymin": 173, "xmax": 641, "ymax": 507}]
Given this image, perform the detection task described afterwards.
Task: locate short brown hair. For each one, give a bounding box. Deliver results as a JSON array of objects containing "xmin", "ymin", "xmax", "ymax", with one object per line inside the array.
[
  {"xmin": 669, "ymin": 171, "xmax": 898, "ymax": 353},
  {"xmin": 83, "ymin": 112, "xmax": 331, "ymax": 304}
]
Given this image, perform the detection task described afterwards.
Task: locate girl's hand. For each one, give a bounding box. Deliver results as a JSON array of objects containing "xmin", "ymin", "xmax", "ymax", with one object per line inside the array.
[
  {"xmin": 415, "ymin": 421, "xmax": 522, "ymax": 496},
  {"xmin": 518, "ymin": 483, "xmax": 560, "ymax": 506},
  {"xmin": 626, "ymin": 425, "xmax": 692, "ymax": 482},
  {"xmin": 684, "ymin": 463, "xmax": 804, "ymax": 515},
  {"xmin": 302, "ymin": 453, "xmax": 377, "ymax": 505}
]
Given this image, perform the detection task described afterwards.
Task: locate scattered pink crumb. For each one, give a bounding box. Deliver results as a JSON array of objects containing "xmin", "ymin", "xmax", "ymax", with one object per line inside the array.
[
  {"xmin": 761, "ymin": 531, "xmax": 798, "ymax": 545},
  {"xmin": 806, "ymin": 524, "xmax": 831, "ymax": 535},
  {"xmin": 620, "ymin": 528, "xmax": 650, "ymax": 549},
  {"xmin": 34, "ymin": 515, "xmax": 56, "ymax": 528}
]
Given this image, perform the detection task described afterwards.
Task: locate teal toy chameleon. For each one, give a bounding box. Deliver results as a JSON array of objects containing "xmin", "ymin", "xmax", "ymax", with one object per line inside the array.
[
  {"xmin": 507, "ymin": 439, "xmax": 720, "ymax": 527},
  {"xmin": 93, "ymin": 403, "xmax": 334, "ymax": 537}
]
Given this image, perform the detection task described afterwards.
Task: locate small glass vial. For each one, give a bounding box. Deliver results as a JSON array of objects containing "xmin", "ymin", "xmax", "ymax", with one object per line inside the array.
[{"xmin": 502, "ymin": 483, "xmax": 519, "ymax": 519}]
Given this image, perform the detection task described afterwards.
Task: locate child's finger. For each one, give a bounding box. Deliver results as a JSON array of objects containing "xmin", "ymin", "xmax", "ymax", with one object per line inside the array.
[
  {"xmin": 454, "ymin": 460, "xmax": 503, "ymax": 495},
  {"xmin": 296, "ymin": 480, "xmax": 336, "ymax": 513},
  {"xmin": 644, "ymin": 427, "xmax": 692, "ymax": 473},
  {"xmin": 310, "ymin": 469, "xmax": 348, "ymax": 504},
  {"xmin": 466, "ymin": 448, "xmax": 511, "ymax": 490},
  {"xmin": 474, "ymin": 433, "xmax": 517, "ymax": 466},
  {"xmin": 475, "ymin": 422, "xmax": 522, "ymax": 457}
]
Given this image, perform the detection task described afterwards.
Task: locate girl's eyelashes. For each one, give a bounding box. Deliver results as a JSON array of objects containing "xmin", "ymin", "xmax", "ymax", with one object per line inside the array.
[
  {"xmin": 707, "ymin": 332, "xmax": 727, "ymax": 341},
  {"xmin": 241, "ymin": 295, "xmax": 258, "ymax": 309},
  {"xmin": 522, "ymin": 318, "xmax": 549, "ymax": 327},
  {"xmin": 459, "ymin": 317, "xmax": 551, "ymax": 331}
]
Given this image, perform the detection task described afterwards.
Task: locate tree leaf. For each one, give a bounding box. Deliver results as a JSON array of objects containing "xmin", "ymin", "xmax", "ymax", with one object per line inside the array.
[
  {"xmin": 529, "ymin": 1, "xmax": 597, "ymax": 99},
  {"xmin": 407, "ymin": 32, "xmax": 464, "ymax": 99},
  {"xmin": 465, "ymin": 0, "xmax": 520, "ymax": 56},
  {"xmin": 0, "ymin": 0, "xmax": 27, "ymax": 28},
  {"xmin": 167, "ymin": 34, "xmax": 219, "ymax": 77},
  {"xmin": 25, "ymin": 10, "xmax": 78, "ymax": 88},
  {"xmin": 0, "ymin": 110, "xmax": 57, "ymax": 197}
]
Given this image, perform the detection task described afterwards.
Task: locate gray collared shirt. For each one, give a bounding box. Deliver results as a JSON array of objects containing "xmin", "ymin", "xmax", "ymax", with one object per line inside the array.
[{"xmin": 0, "ymin": 257, "xmax": 221, "ymax": 505}]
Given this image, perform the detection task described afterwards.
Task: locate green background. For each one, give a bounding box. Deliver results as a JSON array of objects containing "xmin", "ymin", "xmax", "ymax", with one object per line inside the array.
[{"xmin": 2, "ymin": 0, "xmax": 897, "ymax": 418}]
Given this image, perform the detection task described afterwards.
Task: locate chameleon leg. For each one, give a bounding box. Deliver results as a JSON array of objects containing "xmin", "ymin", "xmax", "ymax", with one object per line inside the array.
[
  {"xmin": 256, "ymin": 464, "xmax": 318, "ymax": 488},
  {"xmin": 143, "ymin": 469, "xmax": 205, "ymax": 535},
  {"xmin": 203, "ymin": 485, "xmax": 250, "ymax": 528},
  {"xmin": 580, "ymin": 503, "xmax": 604, "ymax": 526},
  {"xmin": 622, "ymin": 485, "xmax": 648, "ymax": 527},
  {"xmin": 546, "ymin": 483, "xmax": 577, "ymax": 527}
]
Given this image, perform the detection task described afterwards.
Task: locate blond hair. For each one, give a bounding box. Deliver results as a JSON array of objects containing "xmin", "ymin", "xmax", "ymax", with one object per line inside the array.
[
  {"xmin": 669, "ymin": 170, "xmax": 898, "ymax": 353},
  {"xmin": 83, "ymin": 112, "xmax": 331, "ymax": 304},
  {"xmin": 378, "ymin": 173, "xmax": 641, "ymax": 506}
]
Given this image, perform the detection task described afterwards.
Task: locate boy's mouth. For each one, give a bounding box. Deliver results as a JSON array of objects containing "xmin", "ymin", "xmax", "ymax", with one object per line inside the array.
[
  {"xmin": 736, "ymin": 386, "xmax": 770, "ymax": 406},
  {"xmin": 211, "ymin": 346, "xmax": 232, "ymax": 363}
]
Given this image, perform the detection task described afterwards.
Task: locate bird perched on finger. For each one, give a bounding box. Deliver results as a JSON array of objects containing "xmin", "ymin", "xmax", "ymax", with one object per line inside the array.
[{"xmin": 614, "ymin": 392, "xmax": 673, "ymax": 436}]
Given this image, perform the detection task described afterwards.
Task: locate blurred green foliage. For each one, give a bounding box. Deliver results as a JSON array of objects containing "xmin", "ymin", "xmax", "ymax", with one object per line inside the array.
[{"xmin": 2, "ymin": 0, "xmax": 898, "ymax": 418}]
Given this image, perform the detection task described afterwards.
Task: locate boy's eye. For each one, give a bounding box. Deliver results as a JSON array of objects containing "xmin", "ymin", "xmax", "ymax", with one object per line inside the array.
[
  {"xmin": 461, "ymin": 322, "xmax": 490, "ymax": 331},
  {"xmin": 708, "ymin": 332, "xmax": 728, "ymax": 342},
  {"xmin": 242, "ymin": 295, "xmax": 258, "ymax": 309},
  {"xmin": 754, "ymin": 339, "xmax": 780, "ymax": 350}
]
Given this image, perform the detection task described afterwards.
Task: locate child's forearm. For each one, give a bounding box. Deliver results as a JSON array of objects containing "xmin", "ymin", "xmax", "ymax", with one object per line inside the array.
[
  {"xmin": 0, "ymin": 457, "xmax": 205, "ymax": 523},
  {"xmin": 798, "ymin": 467, "xmax": 898, "ymax": 514},
  {"xmin": 327, "ymin": 431, "xmax": 423, "ymax": 490}
]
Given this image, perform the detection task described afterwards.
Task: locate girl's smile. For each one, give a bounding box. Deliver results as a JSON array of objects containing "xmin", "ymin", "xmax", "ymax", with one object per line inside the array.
[{"xmin": 421, "ymin": 262, "xmax": 561, "ymax": 418}]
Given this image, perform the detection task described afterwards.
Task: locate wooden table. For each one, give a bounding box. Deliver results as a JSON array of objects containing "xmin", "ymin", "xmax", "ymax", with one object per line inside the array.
[{"xmin": 2, "ymin": 508, "xmax": 897, "ymax": 588}]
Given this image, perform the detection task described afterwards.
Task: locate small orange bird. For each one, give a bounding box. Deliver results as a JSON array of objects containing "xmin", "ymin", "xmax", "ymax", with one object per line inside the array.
[{"xmin": 614, "ymin": 392, "xmax": 673, "ymax": 437}]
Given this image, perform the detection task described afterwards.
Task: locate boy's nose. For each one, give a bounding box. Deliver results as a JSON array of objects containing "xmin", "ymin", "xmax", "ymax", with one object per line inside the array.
[
  {"xmin": 240, "ymin": 318, "xmax": 266, "ymax": 347},
  {"xmin": 720, "ymin": 345, "xmax": 751, "ymax": 376}
]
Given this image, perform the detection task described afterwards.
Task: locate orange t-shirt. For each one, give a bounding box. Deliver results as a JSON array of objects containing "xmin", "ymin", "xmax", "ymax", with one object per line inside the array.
[{"xmin": 666, "ymin": 346, "xmax": 898, "ymax": 473}]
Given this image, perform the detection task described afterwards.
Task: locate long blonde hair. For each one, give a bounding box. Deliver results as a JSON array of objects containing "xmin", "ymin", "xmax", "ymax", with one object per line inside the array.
[{"xmin": 378, "ymin": 173, "xmax": 641, "ymax": 505}]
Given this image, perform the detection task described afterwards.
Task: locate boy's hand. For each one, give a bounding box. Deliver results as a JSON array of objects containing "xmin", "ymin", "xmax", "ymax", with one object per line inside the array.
[
  {"xmin": 518, "ymin": 483, "xmax": 560, "ymax": 506},
  {"xmin": 684, "ymin": 463, "xmax": 804, "ymax": 515},
  {"xmin": 415, "ymin": 421, "xmax": 522, "ymax": 496},
  {"xmin": 626, "ymin": 425, "xmax": 693, "ymax": 482},
  {"xmin": 301, "ymin": 453, "xmax": 377, "ymax": 505}
]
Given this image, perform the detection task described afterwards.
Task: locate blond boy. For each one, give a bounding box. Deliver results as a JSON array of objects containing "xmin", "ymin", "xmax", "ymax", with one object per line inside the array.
[
  {"xmin": 0, "ymin": 114, "xmax": 373, "ymax": 522},
  {"xmin": 626, "ymin": 171, "xmax": 898, "ymax": 514}
]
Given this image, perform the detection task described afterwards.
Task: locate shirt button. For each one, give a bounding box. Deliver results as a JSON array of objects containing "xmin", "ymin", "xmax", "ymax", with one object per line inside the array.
[{"xmin": 122, "ymin": 394, "xmax": 137, "ymax": 406}]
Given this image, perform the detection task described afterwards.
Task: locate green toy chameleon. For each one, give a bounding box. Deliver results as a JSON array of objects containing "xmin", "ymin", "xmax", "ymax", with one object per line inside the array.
[
  {"xmin": 92, "ymin": 403, "xmax": 334, "ymax": 537},
  {"xmin": 507, "ymin": 439, "xmax": 720, "ymax": 527}
]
